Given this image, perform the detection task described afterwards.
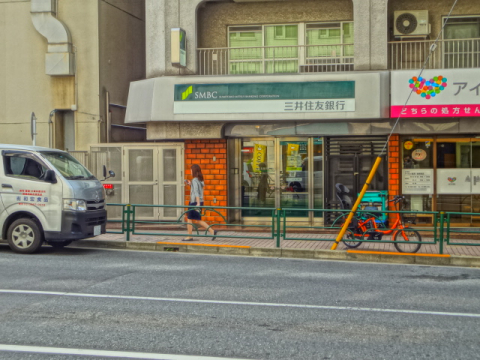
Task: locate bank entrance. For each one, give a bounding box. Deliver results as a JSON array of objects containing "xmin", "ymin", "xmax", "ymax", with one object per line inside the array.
[{"xmin": 229, "ymin": 136, "xmax": 387, "ymax": 224}]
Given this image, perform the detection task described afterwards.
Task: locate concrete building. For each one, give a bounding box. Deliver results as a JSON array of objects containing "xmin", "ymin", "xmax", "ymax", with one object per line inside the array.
[
  {"xmin": 4, "ymin": 0, "xmax": 479, "ymax": 228},
  {"xmin": 123, "ymin": 0, "xmax": 480, "ymax": 227},
  {"xmin": 0, "ymin": 0, "xmax": 146, "ymax": 151}
]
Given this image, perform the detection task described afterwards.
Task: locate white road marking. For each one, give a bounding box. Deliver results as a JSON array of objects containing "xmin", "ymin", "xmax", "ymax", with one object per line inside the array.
[
  {"xmin": 1, "ymin": 289, "xmax": 480, "ymax": 319},
  {"xmin": 0, "ymin": 344, "xmax": 247, "ymax": 360}
]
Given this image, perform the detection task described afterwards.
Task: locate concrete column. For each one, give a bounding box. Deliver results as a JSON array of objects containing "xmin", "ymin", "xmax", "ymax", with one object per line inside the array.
[
  {"xmin": 370, "ymin": 0, "xmax": 388, "ymax": 70},
  {"xmin": 146, "ymin": 0, "xmax": 166, "ymax": 77},
  {"xmin": 352, "ymin": 0, "xmax": 371, "ymax": 71},
  {"xmin": 146, "ymin": 0, "xmax": 202, "ymax": 78},
  {"xmin": 353, "ymin": 0, "xmax": 388, "ymax": 71}
]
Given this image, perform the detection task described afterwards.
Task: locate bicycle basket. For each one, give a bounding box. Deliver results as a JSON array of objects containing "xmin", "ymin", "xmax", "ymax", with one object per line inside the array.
[{"xmin": 401, "ymin": 212, "xmax": 417, "ymax": 225}]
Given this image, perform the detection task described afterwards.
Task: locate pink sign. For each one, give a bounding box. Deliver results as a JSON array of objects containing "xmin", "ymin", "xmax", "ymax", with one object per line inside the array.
[{"xmin": 391, "ymin": 104, "xmax": 480, "ymax": 118}]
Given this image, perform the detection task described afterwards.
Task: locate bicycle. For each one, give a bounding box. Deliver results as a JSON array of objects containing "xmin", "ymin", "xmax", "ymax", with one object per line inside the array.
[{"xmin": 336, "ymin": 195, "xmax": 422, "ymax": 253}]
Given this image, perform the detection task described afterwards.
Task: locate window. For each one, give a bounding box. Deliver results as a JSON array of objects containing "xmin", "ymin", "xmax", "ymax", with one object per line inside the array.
[
  {"xmin": 4, "ymin": 155, "xmax": 48, "ymax": 180},
  {"xmin": 443, "ymin": 16, "xmax": 480, "ymax": 68},
  {"xmin": 227, "ymin": 22, "xmax": 353, "ymax": 74},
  {"xmin": 41, "ymin": 151, "xmax": 94, "ymax": 180}
]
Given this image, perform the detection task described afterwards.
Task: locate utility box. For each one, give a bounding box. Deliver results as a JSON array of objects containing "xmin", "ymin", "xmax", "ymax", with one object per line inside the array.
[{"xmin": 358, "ymin": 190, "xmax": 388, "ymax": 223}]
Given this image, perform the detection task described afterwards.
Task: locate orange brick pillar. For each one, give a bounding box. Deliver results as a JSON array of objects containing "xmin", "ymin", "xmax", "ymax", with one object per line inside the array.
[
  {"xmin": 388, "ymin": 135, "xmax": 401, "ymax": 224},
  {"xmin": 185, "ymin": 139, "xmax": 227, "ymax": 225}
]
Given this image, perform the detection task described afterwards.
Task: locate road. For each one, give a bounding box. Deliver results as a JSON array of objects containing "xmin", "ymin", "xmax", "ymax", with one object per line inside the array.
[{"xmin": 0, "ymin": 245, "xmax": 480, "ymax": 359}]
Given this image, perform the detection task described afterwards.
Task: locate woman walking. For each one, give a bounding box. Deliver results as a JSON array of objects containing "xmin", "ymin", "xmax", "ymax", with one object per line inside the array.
[{"xmin": 183, "ymin": 164, "xmax": 217, "ymax": 241}]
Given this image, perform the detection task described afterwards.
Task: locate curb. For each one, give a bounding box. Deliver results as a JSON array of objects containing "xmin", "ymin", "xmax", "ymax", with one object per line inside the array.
[{"xmin": 69, "ymin": 240, "xmax": 480, "ymax": 268}]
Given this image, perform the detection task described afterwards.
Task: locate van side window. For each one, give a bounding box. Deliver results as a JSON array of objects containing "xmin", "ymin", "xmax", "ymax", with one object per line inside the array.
[{"xmin": 4, "ymin": 155, "xmax": 47, "ymax": 180}]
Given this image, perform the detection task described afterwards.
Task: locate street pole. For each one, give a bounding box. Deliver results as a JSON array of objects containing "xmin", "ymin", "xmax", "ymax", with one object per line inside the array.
[{"xmin": 31, "ymin": 112, "xmax": 37, "ymax": 146}]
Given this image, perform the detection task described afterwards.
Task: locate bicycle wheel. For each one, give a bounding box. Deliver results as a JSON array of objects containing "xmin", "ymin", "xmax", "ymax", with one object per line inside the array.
[
  {"xmin": 342, "ymin": 228, "xmax": 362, "ymax": 249},
  {"xmin": 393, "ymin": 229, "xmax": 422, "ymax": 253}
]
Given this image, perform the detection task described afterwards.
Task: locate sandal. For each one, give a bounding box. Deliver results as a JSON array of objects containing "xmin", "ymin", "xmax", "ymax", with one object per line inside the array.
[{"xmin": 182, "ymin": 237, "xmax": 195, "ymax": 241}]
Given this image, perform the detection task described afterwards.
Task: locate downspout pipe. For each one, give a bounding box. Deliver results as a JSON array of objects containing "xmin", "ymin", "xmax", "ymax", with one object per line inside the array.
[{"xmin": 31, "ymin": 0, "xmax": 75, "ymax": 75}]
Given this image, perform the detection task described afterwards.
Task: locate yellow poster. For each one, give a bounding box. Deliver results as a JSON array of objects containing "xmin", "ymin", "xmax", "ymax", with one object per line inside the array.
[
  {"xmin": 252, "ymin": 144, "xmax": 267, "ymax": 173},
  {"xmin": 286, "ymin": 143, "xmax": 302, "ymax": 171},
  {"xmin": 287, "ymin": 143, "xmax": 299, "ymax": 156}
]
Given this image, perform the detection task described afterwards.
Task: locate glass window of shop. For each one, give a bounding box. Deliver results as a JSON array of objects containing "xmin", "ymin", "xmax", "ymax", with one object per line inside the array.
[
  {"xmin": 401, "ymin": 137, "xmax": 480, "ymax": 226},
  {"xmin": 241, "ymin": 140, "xmax": 277, "ymax": 217},
  {"xmin": 239, "ymin": 138, "xmax": 323, "ymax": 219}
]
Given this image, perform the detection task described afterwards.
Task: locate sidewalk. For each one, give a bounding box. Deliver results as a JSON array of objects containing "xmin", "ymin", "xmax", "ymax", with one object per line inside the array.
[{"xmin": 74, "ymin": 228, "xmax": 480, "ymax": 268}]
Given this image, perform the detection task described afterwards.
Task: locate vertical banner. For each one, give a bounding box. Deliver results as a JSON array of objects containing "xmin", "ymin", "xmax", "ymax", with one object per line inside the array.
[
  {"xmin": 252, "ymin": 144, "xmax": 266, "ymax": 173},
  {"xmin": 286, "ymin": 143, "xmax": 302, "ymax": 171}
]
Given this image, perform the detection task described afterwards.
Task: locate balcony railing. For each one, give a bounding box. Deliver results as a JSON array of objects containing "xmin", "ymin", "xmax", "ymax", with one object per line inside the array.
[
  {"xmin": 389, "ymin": 38, "xmax": 480, "ymax": 70},
  {"xmin": 197, "ymin": 44, "xmax": 354, "ymax": 76}
]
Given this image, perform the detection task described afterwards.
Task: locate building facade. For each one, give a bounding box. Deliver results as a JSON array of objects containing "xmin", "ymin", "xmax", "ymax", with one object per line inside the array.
[
  {"xmin": 0, "ymin": 0, "xmax": 146, "ymax": 151},
  {"xmin": 120, "ymin": 0, "xmax": 480, "ymax": 227}
]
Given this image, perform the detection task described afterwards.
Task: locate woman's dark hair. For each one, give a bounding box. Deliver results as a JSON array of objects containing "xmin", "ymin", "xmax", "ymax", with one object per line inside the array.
[{"xmin": 191, "ymin": 164, "xmax": 204, "ymax": 182}]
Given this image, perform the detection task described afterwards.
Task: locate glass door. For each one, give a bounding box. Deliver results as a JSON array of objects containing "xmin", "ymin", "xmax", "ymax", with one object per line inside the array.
[
  {"xmin": 239, "ymin": 137, "xmax": 315, "ymax": 220},
  {"xmin": 280, "ymin": 139, "xmax": 310, "ymax": 217},
  {"xmin": 125, "ymin": 145, "xmax": 183, "ymax": 221},
  {"xmin": 241, "ymin": 139, "xmax": 277, "ymax": 217},
  {"xmin": 159, "ymin": 147, "xmax": 183, "ymax": 221},
  {"xmin": 126, "ymin": 147, "xmax": 159, "ymax": 220}
]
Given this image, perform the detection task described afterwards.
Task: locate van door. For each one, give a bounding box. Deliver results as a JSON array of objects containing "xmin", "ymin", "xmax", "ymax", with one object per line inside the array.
[
  {"xmin": 0, "ymin": 152, "xmax": 62, "ymax": 233},
  {"xmin": 0, "ymin": 156, "xmax": 7, "ymax": 229}
]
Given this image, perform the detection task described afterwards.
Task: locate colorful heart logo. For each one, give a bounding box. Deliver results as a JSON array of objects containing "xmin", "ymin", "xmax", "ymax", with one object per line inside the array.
[
  {"xmin": 409, "ymin": 76, "xmax": 448, "ymax": 100},
  {"xmin": 448, "ymin": 177, "xmax": 456, "ymax": 183}
]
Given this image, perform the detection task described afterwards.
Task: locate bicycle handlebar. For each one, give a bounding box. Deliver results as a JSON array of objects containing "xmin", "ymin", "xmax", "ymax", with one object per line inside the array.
[{"xmin": 388, "ymin": 195, "xmax": 405, "ymax": 204}]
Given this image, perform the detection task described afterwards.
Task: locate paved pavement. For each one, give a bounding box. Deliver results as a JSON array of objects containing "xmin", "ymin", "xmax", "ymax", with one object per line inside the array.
[
  {"xmin": 89, "ymin": 226, "xmax": 480, "ymax": 255},
  {"xmin": 73, "ymin": 225, "xmax": 480, "ymax": 268}
]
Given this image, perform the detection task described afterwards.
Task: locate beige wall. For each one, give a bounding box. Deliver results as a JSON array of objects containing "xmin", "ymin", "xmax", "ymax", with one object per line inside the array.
[
  {"xmin": 0, "ymin": 0, "xmax": 58, "ymax": 147},
  {"xmin": 60, "ymin": 0, "xmax": 101, "ymax": 150},
  {"xmin": 99, "ymin": 0, "xmax": 146, "ymax": 142},
  {"xmin": 0, "ymin": 0, "xmax": 145, "ymax": 151},
  {"xmin": 197, "ymin": 0, "xmax": 354, "ymax": 48},
  {"xmin": 389, "ymin": 0, "xmax": 480, "ymax": 38}
]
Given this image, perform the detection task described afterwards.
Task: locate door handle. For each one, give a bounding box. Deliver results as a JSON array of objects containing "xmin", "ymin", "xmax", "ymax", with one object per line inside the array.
[
  {"xmin": 354, "ymin": 172, "xmax": 359, "ymax": 176},
  {"xmin": 1, "ymin": 184, "xmax": 12, "ymax": 189}
]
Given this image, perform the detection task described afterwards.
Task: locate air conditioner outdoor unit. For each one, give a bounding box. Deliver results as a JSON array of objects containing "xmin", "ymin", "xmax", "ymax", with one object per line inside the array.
[{"xmin": 394, "ymin": 10, "xmax": 431, "ymax": 37}]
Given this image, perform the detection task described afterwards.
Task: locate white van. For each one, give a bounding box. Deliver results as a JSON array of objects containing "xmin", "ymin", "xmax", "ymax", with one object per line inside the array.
[{"xmin": 0, "ymin": 144, "xmax": 113, "ymax": 253}]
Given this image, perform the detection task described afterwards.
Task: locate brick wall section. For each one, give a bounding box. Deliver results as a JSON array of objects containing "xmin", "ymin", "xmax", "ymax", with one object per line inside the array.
[
  {"xmin": 185, "ymin": 139, "xmax": 227, "ymax": 224},
  {"xmin": 388, "ymin": 135, "xmax": 401, "ymax": 223}
]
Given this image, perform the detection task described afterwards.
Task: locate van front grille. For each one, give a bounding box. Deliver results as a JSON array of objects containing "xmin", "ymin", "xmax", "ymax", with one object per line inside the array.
[
  {"xmin": 87, "ymin": 216, "xmax": 106, "ymax": 226},
  {"xmin": 86, "ymin": 200, "xmax": 105, "ymax": 211}
]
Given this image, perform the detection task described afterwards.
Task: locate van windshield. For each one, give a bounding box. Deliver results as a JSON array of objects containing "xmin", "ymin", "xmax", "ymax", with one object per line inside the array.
[{"xmin": 40, "ymin": 152, "xmax": 96, "ymax": 180}]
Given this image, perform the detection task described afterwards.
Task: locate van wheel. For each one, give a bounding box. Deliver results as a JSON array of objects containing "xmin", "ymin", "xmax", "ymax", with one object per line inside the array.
[
  {"xmin": 49, "ymin": 241, "xmax": 73, "ymax": 248},
  {"xmin": 7, "ymin": 218, "xmax": 43, "ymax": 254}
]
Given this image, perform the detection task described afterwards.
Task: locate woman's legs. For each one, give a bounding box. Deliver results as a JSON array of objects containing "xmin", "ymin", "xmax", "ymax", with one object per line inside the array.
[
  {"xmin": 197, "ymin": 220, "xmax": 214, "ymax": 235},
  {"xmin": 184, "ymin": 216, "xmax": 194, "ymax": 240}
]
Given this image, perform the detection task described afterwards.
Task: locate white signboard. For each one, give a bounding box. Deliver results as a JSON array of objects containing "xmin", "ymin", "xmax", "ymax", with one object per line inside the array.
[
  {"xmin": 402, "ymin": 169, "xmax": 433, "ymax": 194},
  {"xmin": 472, "ymin": 169, "xmax": 480, "ymax": 194},
  {"xmin": 437, "ymin": 168, "xmax": 480, "ymax": 194},
  {"xmin": 391, "ymin": 69, "xmax": 480, "ymax": 118}
]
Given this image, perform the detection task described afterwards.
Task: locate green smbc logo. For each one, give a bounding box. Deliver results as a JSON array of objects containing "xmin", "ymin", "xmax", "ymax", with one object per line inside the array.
[{"xmin": 181, "ymin": 86, "xmax": 193, "ymax": 100}]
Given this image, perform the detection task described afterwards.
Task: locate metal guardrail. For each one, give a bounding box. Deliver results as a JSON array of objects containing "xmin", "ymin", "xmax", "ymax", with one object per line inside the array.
[
  {"xmin": 389, "ymin": 38, "xmax": 480, "ymax": 70},
  {"xmin": 443, "ymin": 212, "xmax": 480, "ymax": 249},
  {"xmin": 105, "ymin": 204, "xmax": 480, "ymax": 254},
  {"xmin": 197, "ymin": 44, "xmax": 354, "ymax": 75},
  {"xmin": 281, "ymin": 208, "xmax": 438, "ymax": 247},
  {"xmin": 107, "ymin": 204, "xmax": 281, "ymax": 246}
]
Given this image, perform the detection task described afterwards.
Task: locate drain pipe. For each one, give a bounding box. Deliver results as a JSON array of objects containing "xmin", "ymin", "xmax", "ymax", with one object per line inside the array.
[
  {"xmin": 31, "ymin": 0, "xmax": 75, "ymax": 76},
  {"xmin": 48, "ymin": 109, "xmax": 58, "ymax": 148}
]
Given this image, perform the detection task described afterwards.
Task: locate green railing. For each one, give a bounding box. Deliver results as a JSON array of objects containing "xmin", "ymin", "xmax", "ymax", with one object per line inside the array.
[
  {"xmin": 443, "ymin": 212, "xmax": 480, "ymax": 250},
  {"xmin": 105, "ymin": 204, "xmax": 480, "ymax": 253},
  {"xmin": 107, "ymin": 204, "xmax": 280, "ymax": 245},
  {"xmin": 281, "ymin": 208, "xmax": 438, "ymax": 248}
]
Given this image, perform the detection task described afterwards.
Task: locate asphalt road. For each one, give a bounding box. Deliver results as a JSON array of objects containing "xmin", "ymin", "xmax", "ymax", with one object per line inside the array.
[{"xmin": 0, "ymin": 245, "xmax": 480, "ymax": 360}]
